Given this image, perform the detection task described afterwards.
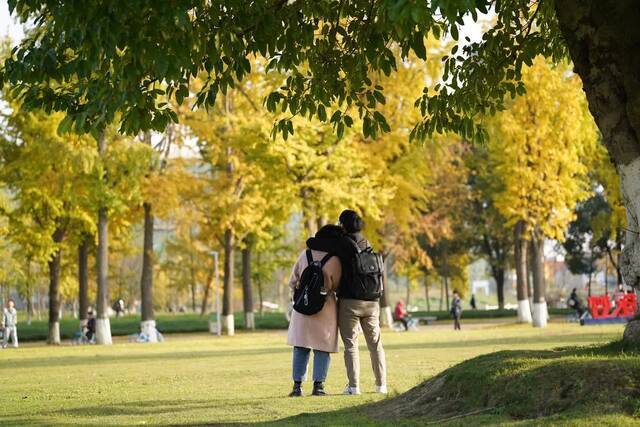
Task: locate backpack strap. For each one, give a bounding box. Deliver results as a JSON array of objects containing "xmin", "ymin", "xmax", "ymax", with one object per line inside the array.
[
  {"xmin": 319, "ymin": 253, "xmax": 334, "ymax": 266},
  {"xmin": 305, "ymin": 249, "xmax": 314, "ymax": 266}
]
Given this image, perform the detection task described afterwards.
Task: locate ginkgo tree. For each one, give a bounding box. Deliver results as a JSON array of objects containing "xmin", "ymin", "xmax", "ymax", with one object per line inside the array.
[
  {"xmin": 182, "ymin": 71, "xmax": 294, "ymax": 334},
  {"xmin": 0, "ymin": 106, "xmax": 96, "ymax": 344},
  {"xmin": 486, "ymin": 58, "xmax": 600, "ymax": 327}
]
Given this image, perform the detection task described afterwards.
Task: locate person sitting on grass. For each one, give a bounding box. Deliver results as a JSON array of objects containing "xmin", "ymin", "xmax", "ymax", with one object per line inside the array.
[
  {"xmin": 2, "ymin": 299, "xmax": 18, "ymax": 349},
  {"xmin": 286, "ymin": 225, "xmax": 343, "ymax": 397},
  {"xmin": 394, "ymin": 300, "xmax": 410, "ymax": 331}
]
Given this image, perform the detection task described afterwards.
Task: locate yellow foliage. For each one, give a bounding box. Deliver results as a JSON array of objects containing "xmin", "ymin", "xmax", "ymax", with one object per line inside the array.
[{"xmin": 487, "ymin": 57, "xmax": 600, "ymax": 241}]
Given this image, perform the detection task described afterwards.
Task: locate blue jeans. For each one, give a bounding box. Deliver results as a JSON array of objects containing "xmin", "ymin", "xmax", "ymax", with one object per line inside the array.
[{"xmin": 292, "ymin": 346, "xmax": 330, "ymax": 382}]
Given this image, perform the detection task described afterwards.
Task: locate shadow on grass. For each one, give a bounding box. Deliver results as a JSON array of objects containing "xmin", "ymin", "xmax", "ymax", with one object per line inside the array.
[{"xmin": 6, "ymin": 397, "xmax": 281, "ymax": 426}]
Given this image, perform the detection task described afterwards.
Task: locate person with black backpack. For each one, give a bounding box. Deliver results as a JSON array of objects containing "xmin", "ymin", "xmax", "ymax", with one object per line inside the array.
[
  {"xmin": 286, "ymin": 225, "xmax": 343, "ymax": 397},
  {"xmin": 335, "ymin": 210, "xmax": 388, "ymax": 395}
]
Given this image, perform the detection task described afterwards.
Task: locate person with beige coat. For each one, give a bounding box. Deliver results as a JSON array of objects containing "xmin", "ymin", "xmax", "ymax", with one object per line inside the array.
[{"xmin": 286, "ymin": 225, "xmax": 343, "ymax": 397}]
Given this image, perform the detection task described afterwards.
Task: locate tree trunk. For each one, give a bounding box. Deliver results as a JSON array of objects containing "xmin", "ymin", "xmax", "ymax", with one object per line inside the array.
[
  {"xmin": 95, "ymin": 131, "xmax": 112, "ymax": 344},
  {"xmin": 221, "ymin": 228, "xmax": 235, "ymax": 335},
  {"xmin": 189, "ymin": 227, "xmax": 198, "ymax": 312},
  {"xmin": 242, "ymin": 244, "xmax": 255, "ymax": 330},
  {"xmin": 424, "ymin": 276, "xmax": 431, "ymax": 312},
  {"xmin": 531, "ymin": 235, "xmax": 547, "ymax": 327},
  {"xmin": 494, "ymin": 268, "xmax": 505, "ymax": 310},
  {"xmin": 140, "ymin": 202, "xmax": 157, "ymax": 341},
  {"xmin": 555, "ymin": 0, "xmax": 640, "ymax": 341},
  {"xmin": 526, "ymin": 241, "xmax": 534, "ymax": 299},
  {"xmin": 190, "ymin": 282, "xmax": 197, "ymax": 312},
  {"xmin": 256, "ymin": 252, "xmax": 264, "ymax": 315},
  {"xmin": 25, "ymin": 259, "xmax": 33, "ymax": 325},
  {"xmin": 26, "ymin": 286, "xmax": 33, "ymax": 325},
  {"xmin": 379, "ymin": 255, "xmax": 392, "ymax": 326},
  {"xmin": 78, "ymin": 236, "xmax": 90, "ymax": 329},
  {"xmin": 300, "ymin": 188, "xmax": 317, "ymax": 236},
  {"xmin": 48, "ymin": 246, "xmax": 63, "ymax": 345},
  {"xmin": 514, "ymin": 221, "xmax": 532, "ymax": 323},
  {"xmin": 316, "ymin": 216, "xmax": 328, "ymax": 231},
  {"xmin": 444, "ymin": 276, "xmax": 450, "ymax": 309},
  {"xmin": 405, "ymin": 280, "xmax": 411, "ymax": 307},
  {"xmin": 200, "ymin": 268, "xmax": 214, "ymax": 317},
  {"xmin": 439, "ymin": 278, "xmax": 444, "ymax": 311}
]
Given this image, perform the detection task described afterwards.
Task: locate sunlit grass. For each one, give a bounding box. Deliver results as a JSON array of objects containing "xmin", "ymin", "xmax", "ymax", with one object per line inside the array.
[{"xmin": 0, "ymin": 320, "xmax": 626, "ymax": 425}]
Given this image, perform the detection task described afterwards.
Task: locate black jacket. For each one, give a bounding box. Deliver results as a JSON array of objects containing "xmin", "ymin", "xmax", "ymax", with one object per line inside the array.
[{"xmin": 306, "ymin": 232, "xmax": 373, "ymax": 300}]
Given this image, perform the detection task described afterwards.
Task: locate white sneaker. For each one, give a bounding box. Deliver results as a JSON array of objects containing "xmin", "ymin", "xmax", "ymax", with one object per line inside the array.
[
  {"xmin": 375, "ymin": 385, "xmax": 388, "ymax": 394},
  {"xmin": 343, "ymin": 385, "xmax": 361, "ymax": 395}
]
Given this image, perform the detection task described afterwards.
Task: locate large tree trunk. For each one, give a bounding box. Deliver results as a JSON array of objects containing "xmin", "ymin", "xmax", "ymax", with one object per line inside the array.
[
  {"xmin": 47, "ymin": 244, "xmax": 63, "ymax": 345},
  {"xmin": 531, "ymin": 235, "xmax": 547, "ymax": 328},
  {"xmin": 242, "ymin": 244, "xmax": 255, "ymax": 330},
  {"xmin": 78, "ymin": 236, "xmax": 90, "ymax": 329},
  {"xmin": 95, "ymin": 132, "xmax": 112, "ymax": 345},
  {"xmin": 514, "ymin": 221, "xmax": 532, "ymax": 323},
  {"xmin": 555, "ymin": 0, "xmax": 640, "ymax": 341},
  {"xmin": 140, "ymin": 202, "xmax": 157, "ymax": 341},
  {"xmin": 221, "ymin": 228, "xmax": 235, "ymax": 335}
]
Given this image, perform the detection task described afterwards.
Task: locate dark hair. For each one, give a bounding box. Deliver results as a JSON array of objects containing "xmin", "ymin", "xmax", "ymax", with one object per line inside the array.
[
  {"xmin": 315, "ymin": 224, "xmax": 345, "ymax": 239},
  {"xmin": 339, "ymin": 209, "xmax": 364, "ymax": 233}
]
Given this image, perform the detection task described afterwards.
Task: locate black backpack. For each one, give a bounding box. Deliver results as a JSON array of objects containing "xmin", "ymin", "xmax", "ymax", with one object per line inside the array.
[
  {"xmin": 293, "ymin": 250, "xmax": 333, "ymax": 315},
  {"xmin": 349, "ymin": 240, "xmax": 385, "ymax": 300}
]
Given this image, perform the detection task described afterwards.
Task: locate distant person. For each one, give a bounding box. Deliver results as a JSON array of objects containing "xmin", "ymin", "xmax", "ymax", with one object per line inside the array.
[
  {"xmin": 394, "ymin": 300, "xmax": 410, "ymax": 331},
  {"xmin": 470, "ymin": 294, "xmax": 477, "ymax": 310},
  {"xmin": 2, "ymin": 299, "xmax": 18, "ymax": 349},
  {"xmin": 566, "ymin": 288, "xmax": 585, "ymax": 318},
  {"xmin": 450, "ymin": 291, "xmax": 462, "ymax": 330},
  {"xmin": 86, "ymin": 309, "xmax": 96, "ymax": 342},
  {"xmin": 113, "ymin": 299, "xmax": 125, "ymax": 317},
  {"xmin": 286, "ymin": 225, "xmax": 343, "ymax": 397}
]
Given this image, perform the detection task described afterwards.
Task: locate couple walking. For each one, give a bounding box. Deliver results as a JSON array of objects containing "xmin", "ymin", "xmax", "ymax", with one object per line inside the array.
[{"xmin": 286, "ymin": 210, "xmax": 387, "ymax": 397}]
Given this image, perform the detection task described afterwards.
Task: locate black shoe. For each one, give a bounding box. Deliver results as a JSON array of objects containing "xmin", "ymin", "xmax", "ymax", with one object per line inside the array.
[
  {"xmin": 312, "ymin": 382, "xmax": 326, "ymax": 396},
  {"xmin": 289, "ymin": 382, "xmax": 302, "ymax": 397}
]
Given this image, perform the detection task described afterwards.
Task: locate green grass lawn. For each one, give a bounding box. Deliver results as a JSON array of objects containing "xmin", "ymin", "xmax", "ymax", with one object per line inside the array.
[
  {"xmin": 15, "ymin": 309, "xmax": 576, "ymax": 342},
  {"xmin": 0, "ymin": 320, "xmax": 633, "ymax": 426}
]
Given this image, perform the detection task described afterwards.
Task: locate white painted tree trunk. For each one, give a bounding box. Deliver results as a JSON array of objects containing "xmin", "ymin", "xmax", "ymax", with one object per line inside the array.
[
  {"xmin": 532, "ymin": 301, "xmax": 548, "ymax": 328},
  {"xmin": 244, "ymin": 312, "xmax": 255, "ymax": 330},
  {"xmin": 517, "ymin": 300, "xmax": 532, "ymax": 323},
  {"xmin": 48, "ymin": 321, "xmax": 60, "ymax": 345},
  {"xmin": 380, "ymin": 306, "xmax": 393, "ymax": 327},
  {"xmin": 95, "ymin": 318, "xmax": 112, "ymax": 345},
  {"xmin": 221, "ymin": 314, "xmax": 235, "ymax": 336},
  {"xmin": 140, "ymin": 319, "xmax": 158, "ymax": 343}
]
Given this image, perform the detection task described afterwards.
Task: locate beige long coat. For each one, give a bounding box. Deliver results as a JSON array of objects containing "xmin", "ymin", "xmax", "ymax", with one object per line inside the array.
[{"xmin": 286, "ymin": 249, "xmax": 342, "ymax": 353}]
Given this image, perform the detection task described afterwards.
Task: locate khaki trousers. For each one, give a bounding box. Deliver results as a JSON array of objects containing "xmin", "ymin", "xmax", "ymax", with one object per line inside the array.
[{"xmin": 338, "ymin": 299, "xmax": 386, "ymax": 388}]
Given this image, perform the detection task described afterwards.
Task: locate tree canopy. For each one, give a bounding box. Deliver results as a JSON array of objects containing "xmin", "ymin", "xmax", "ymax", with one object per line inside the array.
[{"xmin": 0, "ymin": 1, "xmax": 571, "ymax": 143}]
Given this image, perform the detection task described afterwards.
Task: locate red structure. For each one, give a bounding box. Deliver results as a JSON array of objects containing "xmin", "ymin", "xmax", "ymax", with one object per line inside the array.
[{"xmin": 588, "ymin": 293, "xmax": 638, "ymax": 319}]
